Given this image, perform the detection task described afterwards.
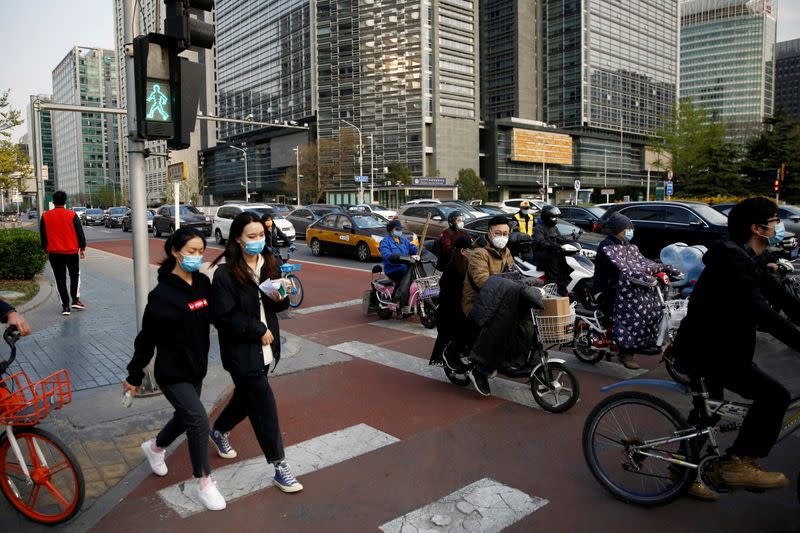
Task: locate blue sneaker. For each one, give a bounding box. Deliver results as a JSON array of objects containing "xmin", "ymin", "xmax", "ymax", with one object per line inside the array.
[
  {"xmin": 273, "ymin": 461, "xmax": 303, "ymax": 493},
  {"xmin": 209, "ymin": 429, "xmax": 237, "ymax": 459}
]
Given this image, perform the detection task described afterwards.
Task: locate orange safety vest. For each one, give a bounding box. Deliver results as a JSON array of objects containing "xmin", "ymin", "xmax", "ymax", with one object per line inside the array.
[{"xmin": 514, "ymin": 212, "xmax": 534, "ymax": 235}]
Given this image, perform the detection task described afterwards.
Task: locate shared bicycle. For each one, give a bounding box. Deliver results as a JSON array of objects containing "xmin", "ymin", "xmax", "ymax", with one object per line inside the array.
[
  {"xmin": 278, "ymin": 245, "xmax": 304, "ymax": 308},
  {"xmin": 0, "ymin": 327, "xmax": 84, "ymax": 524}
]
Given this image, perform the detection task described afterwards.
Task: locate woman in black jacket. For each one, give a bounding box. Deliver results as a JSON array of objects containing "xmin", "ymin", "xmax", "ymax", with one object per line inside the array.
[
  {"xmin": 430, "ymin": 236, "xmax": 474, "ymax": 368},
  {"xmin": 207, "ymin": 212, "xmax": 303, "ymax": 493},
  {"xmin": 123, "ymin": 228, "xmax": 226, "ymax": 511}
]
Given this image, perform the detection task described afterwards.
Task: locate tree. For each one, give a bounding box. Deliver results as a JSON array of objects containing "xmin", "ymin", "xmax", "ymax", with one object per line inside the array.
[
  {"xmin": 455, "ymin": 168, "xmax": 487, "ymax": 201},
  {"xmin": 385, "ymin": 162, "xmax": 412, "ymax": 185},
  {"xmin": 648, "ymin": 98, "xmax": 747, "ymax": 196},
  {"xmin": 0, "ymin": 90, "xmax": 22, "ymax": 139},
  {"xmin": 281, "ymin": 134, "xmax": 359, "ymax": 204},
  {"xmin": 743, "ymin": 112, "xmax": 800, "ymax": 202},
  {"xmin": 0, "ymin": 140, "xmax": 31, "ymax": 198}
]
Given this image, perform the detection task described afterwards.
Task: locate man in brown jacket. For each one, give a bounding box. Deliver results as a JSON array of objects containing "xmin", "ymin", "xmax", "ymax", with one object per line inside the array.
[{"xmin": 461, "ymin": 216, "xmax": 514, "ymax": 395}]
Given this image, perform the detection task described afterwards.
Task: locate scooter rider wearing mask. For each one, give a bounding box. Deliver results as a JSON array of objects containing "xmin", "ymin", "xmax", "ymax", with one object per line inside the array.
[
  {"xmin": 379, "ymin": 220, "xmax": 419, "ymax": 314},
  {"xmin": 531, "ymin": 205, "xmax": 571, "ymax": 295},
  {"xmin": 514, "ymin": 200, "xmax": 535, "ymax": 236},
  {"xmin": 436, "ymin": 211, "xmax": 471, "ymax": 270}
]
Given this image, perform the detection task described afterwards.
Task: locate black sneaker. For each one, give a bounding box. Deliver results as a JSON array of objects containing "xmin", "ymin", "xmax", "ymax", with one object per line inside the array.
[
  {"xmin": 468, "ymin": 368, "xmax": 491, "ymax": 396},
  {"xmin": 62, "ymin": 306, "xmax": 71, "ymax": 316}
]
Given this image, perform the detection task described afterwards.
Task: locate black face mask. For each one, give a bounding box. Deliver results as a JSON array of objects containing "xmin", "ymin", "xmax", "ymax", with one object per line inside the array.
[{"xmin": 544, "ymin": 216, "xmax": 558, "ymax": 227}]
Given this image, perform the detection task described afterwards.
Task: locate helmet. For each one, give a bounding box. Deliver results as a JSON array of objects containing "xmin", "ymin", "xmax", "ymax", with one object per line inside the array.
[
  {"xmin": 519, "ymin": 201, "xmax": 531, "ymax": 209},
  {"xmin": 447, "ymin": 210, "xmax": 463, "ymax": 229},
  {"xmin": 541, "ymin": 205, "xmax": 561, "ymax": 227}
]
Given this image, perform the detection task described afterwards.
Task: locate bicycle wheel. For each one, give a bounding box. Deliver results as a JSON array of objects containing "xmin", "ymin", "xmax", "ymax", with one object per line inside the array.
[
  {"xmin": 0, "ymin": 426, "xmax": 85, "ymax": 524},
  {"xmin": 530, "ymin": 361, "xmax": 579, "ymax": 413},
  {"xmin": 286, "ymin": 274, "xmax": 304, "ymax": 308},
  {"xmin": 582, "ymin": 391, "xmax": 697, "ymax": 507}
]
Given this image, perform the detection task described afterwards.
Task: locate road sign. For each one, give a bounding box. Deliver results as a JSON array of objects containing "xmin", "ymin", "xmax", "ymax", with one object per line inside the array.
[
  {"xmin": 667, "ymin": 170, "xmax": 673, "ymax": 181},
  {"xmin": 665, "ymin": 182, "xmax": 674, "ymax": 196},
  {"xmin": 42, "ymin": 165, "xmax": 49, "ymax": 181},
  {"xmin": 601, "ymin": 188, "xmax": 615, "ymax": 195},
  {"xmin": 574, "ymin": 179, "xmax": 581, "ymax": 191},
  {"xmin": 167, "ymin": 161, "xmax": 187, "ymax": 183},
  {"xmin": 355, "ymin": 175, "xmax": 369, "ymax": 183},
  {"xmin": 11, "ymin": 194, "xmax": 22, "ymax": 204}
]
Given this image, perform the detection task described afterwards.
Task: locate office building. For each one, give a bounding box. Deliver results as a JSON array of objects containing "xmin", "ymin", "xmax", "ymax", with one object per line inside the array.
[
  {"xmin": 26, "ymin": 94, "xmax": 56, "ymax": 196},
  {"xmin": 776, "ymin": 38, "xmax": 800, "ymax": 120},
  {"xmin": 681, "ymin": 0, "xmax": 776, "ymax": 139},
  {"xmin": 113, "ymin": 0, "xmax": 217, "ymax": 205},
  {"xmin": 51, "ymin": 47, "xmax": 121, "ymax": 204}
]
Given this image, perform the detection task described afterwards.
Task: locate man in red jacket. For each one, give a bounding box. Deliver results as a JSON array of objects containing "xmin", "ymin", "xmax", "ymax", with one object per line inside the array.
[{"xmin": 40, "ymin": 191, "xmax": 86, "ymax": 316}]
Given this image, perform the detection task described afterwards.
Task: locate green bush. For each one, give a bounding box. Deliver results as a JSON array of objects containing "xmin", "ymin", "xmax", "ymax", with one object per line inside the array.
[{"xmin": 0, "ymin": 229, "xmax": 47, "ymax": 280}]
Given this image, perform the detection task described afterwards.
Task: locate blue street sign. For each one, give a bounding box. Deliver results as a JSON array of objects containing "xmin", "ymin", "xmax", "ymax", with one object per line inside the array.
[
  {"xmin": 665, "ymin": 182, "xmax": 674, "ymax": 196},
  {"xmin": 355, "ymin": 175, "xmax": 369, "ymax": 183}
]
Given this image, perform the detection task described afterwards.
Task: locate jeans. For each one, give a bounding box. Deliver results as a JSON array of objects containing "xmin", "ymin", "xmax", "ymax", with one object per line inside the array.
[
  {"xmin": 49, "ymin": 253, "xmax": 80, "ymax": 308},
  {"xmin": 157, "ymin": 381, "xmax": 211, "ymax": 478},
  {"xmin": 213, "ymin": 370, "xmax": 285, "ymax": 464},
  {"xmin": 703, "ymin": 363, "xmax": 790, "ymax": 458}
]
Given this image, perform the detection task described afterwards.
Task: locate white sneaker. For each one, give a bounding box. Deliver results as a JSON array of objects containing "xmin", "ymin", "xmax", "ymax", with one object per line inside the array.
[
  {"xmin": 141, "ymin": 440, "xmax": 168, "ymax": 476},
  {"xmin": 197, "ymin": 479, "xmax": 227, "ymax": 511}
]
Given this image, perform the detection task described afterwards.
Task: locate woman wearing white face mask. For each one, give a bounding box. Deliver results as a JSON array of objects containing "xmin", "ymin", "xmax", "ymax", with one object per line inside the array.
[
  {"xmin": 123, "ymin": 228, "xmax": 227, "ymax": 511},
  {"xmin": 436, "ymin": 210, "xmax": 471, "ymax": 270}
]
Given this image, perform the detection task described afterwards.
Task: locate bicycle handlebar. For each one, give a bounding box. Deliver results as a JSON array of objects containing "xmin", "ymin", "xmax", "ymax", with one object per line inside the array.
[{"xmin": 0, "ymin": 326, "xmax": 20, "ymax": 376}]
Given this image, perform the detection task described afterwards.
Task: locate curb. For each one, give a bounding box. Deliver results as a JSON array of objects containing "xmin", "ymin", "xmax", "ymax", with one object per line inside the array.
[{"xmin": 16, "ymin": 274, "xmax": 53, "ymax": 314}]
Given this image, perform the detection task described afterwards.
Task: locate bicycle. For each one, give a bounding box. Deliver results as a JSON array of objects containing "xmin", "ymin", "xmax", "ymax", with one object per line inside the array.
[
  {"xmin": 0, "ymin": 327, "xmax": 85, "ymax": 524},
  {"xmin": 582, "ymin": 376, "xmax": 800, "ymax": 507},
  {"xmin": 277, "ymin": 245, "xmax": 304, "ymax": 308}
]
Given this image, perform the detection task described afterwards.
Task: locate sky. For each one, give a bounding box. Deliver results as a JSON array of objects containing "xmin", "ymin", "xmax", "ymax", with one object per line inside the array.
[{"xmin": 1, "ymin": 0, "xmax": 800, "ymax": 143}]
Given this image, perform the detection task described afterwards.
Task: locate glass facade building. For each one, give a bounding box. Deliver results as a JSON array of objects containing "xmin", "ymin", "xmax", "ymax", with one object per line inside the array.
[
  {"xmin": 51, "ymin": 47, "xmax": 121, "ymax": 203},
  {"xmin": 681, "ymin": 0, "xmax": 776, "ymax": 139},
  {"xmin": 775, "ymin": 38, "xmax": 800, "ymax": 120},
  {"xmin": 26, "ymin": 95, "xmax": 56, "ymax": 196}
]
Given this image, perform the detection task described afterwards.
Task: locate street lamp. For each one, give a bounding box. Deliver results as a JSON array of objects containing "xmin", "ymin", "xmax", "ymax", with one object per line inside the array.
[
  {"xmin": 340, "ymin": 119, "xmax": 363, "ymax": 204},
  {"xmin": 223, "ymin": 143, "xmax": 249, "ymax": 202},
  {"xmin": 367, "ymin": 134, "xmax": 374, "ymax": 203},
  {"xmin": 293, "ymin": 146, "xmax": 302, "ymax": 207}
]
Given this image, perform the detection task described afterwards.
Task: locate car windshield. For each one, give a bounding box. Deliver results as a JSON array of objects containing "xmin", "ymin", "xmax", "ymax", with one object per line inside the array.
[
  {"xmin": 109, "ymin": 208, "xmax": 127, "ymax": 215},
  {"xmin": 352, "ymin": 215, "xmax": 386, "ymax": 229},
  {"xmin": 557, "ymin": 221, "xmax": 582, "ymax": 237},
  {"xmin": 692, "ymin": 204, "xmax": 728, "ymax": 226},
  {"xmin": 146, "ymin": 210, "xmax": 155, "ymax": 219},
  {"xmin": 781, "ymin": 205, "xmax": 800, "ymax": 216},
  {"xmin": 177, "ymin": 206, "xmax": 201, "ymax": 215},
  {"xmin": 585, "ymin": 206, "xmax": 606, "ymax": 217},
  {"xmin": 87, "ymin": 209, "xmax": 103, "ymax": 215},
  {"xmin": 248, "ymin": 207, "xmax": 284, "ymax": 220},
  {"xmin": 371, "ymin": 205, "xmax": 389, "ymax": 211},
  {"xmin": 310, "ymin": 208, "xmax": 332, "ymax": 217},
  {"xmin": 440, "ymin": 205, "xmax": 476, "ymax": 219}
]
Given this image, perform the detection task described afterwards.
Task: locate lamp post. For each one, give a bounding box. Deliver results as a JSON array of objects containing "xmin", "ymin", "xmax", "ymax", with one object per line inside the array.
[
  {"xmin": 367, "ymin": 134, "xmax": 374, "ymax": 203},
  {"xmin": 293, "ymin": 146, "xmax": 302, "ymax": 207},
  {"xmin": 340, "ymin": 119, "xmax": 363, "ymax": 204},
  {"xmin": 226, "ymin": 143, "xmax": 249, "ymax": 202}
]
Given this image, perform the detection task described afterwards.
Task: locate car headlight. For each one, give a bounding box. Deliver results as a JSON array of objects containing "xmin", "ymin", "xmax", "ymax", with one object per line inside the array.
[
  {"xmin": 371, "ymin": 235, "xmax": 383, "ymax": 243},
  {"xmin": 205, "ymin": 216, "xmax": 210, "ymax": 222}
]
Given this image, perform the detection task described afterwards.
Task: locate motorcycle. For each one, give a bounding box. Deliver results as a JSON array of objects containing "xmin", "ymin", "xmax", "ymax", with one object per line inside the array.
[
  {"xmin": 436, "ymin": 284, "xmax": 580, "ymax": 413},
  {"xmin": 364, "ymin": 254, "xmax": 440, "ymax": 329},
  {"xmin": 572, "ymin": 272, "xmax": 690, "ymax": 384}
]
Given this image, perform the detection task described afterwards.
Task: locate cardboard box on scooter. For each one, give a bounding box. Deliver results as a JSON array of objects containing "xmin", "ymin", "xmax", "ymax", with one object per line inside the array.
[{"xmin": 542, "ymin": 295, "xmax": 570, "ymax": 318}]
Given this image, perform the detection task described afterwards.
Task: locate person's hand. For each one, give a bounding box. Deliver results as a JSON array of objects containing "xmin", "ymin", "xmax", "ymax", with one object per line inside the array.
[
  {"xmin": 412, "ymin": 254, "xmax": 420, "ymax": 261},
  {"xmin": 5, "ymin": 311, "xmax": 31, "ymax": 336},
  {"xmin": 122, "ymin": 380, "xmax": 138, "ymax": 397},
  {"xmin": 80, "ymin": 250, "xmax": 86, "ymax": 260},
  {"xmin": 261, "ymin": 329, "xmax": 274, "ymax": 346},
  {"xmin": 767, "ymin": 262, "xmax": 779, "ymax": 272}
]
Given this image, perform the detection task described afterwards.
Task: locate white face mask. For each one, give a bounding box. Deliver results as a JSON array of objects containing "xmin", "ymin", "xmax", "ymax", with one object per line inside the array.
[
  {"xmin": 456, "ymin": 222, "xmax": 465, "ymax": 230},
  {"xmin": 491, "ymin": 235, "xmax": 509, "ymax": 249}
]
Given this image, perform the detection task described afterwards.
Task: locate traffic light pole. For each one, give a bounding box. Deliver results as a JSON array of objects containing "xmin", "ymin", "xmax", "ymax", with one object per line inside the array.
[{"xmin": 124, "ymin": 0, "xmax": 157, "ymax": 393}]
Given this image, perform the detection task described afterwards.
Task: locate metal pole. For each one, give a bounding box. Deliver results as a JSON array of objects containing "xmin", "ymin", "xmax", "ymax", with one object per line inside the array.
[
  {"xmin": 174, "ymin": 182, "xmax": 181, "ymax": 228},
  {"xmin": 646, "ymin": 169, "xmax": 651, "ymax": 202},
  {"xmin": 776, "ymin": 167, "xmax": 781, "ymax": 204},
  {"xmin": 545, "ymin": 169, "xmax": 550, "ymax": 205},
  {"xmin": 604, "ymin": 149, "xmax": 609, "ymax": 203},
  {"xmin": 340, "ymin": 119, "xmax": 363, "ymax": 204},
  {"xmin": 369, "ymin": 134, "xmax": 374, "ymax": 203},
  {"xmin": 295, "ymin": 146, "xmax": 301, "ymax": 207},
  {"xmin": 32, "ymin": 99, "xmax": 44, "ymax": 215},
  {"xmin": 542, "ymin": 142, "xmax": 546, "ymax": 202},
  {"xmin": 243, "ymin": 145, "xmax": 249, "ymax": 202},
  {"xmin": 124, "ymin": 0, "xmax": 155, "ymax": 390}
]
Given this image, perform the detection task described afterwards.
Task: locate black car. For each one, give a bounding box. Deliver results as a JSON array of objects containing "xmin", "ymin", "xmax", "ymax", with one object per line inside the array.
[
  {"xmin": 121, "ymin": 209, "xmax": 155, "ymax": 233},
  {"xmin": 83, "ymin": 208, "xmax": 105, "ymax": 226},
  {"xmin": 461, "ymin": 215, "xmax": 602, "ymax": 253},
  {"xmin": 285, "ymin": 206, "xmax": 340, "ymax": 239},
  {"xmin": 152, "ymin": 205, "xmax": 212, "ymax": 237},
  {"xmin": 557, "ymin": 205, "xmax": 606, "ymax": 233},
  {"xmin": 27, "ymin": 209, "xmax": 38, "ymax": 220},
  {"xmin": 104, "ymin": 206, "xmax": 129, "ymax": 228}
]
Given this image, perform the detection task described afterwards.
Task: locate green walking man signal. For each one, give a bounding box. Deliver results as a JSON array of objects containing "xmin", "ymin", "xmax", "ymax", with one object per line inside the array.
[{"xmin": 145, "ymin": 82, "xmax": 171, "ymax": 122}]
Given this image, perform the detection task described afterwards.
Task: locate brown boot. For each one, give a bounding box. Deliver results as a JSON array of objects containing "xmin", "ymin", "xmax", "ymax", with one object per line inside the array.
[
  {"xmin": 618, "ymin": 353, "xmax": 640, "ymax": 370},
  {"xmin": 687, "ymin": 480, "xmax": 720, "ymax": 501},
  {"xmin": 719, "ymin": 455, "xmax": 789, "ymax": 489}
]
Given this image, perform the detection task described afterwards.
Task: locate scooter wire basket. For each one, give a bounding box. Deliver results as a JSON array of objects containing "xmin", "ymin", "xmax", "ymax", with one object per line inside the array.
[
  {"xmin": 415, "ymin": 274, "xmax": 441, "ymax": 299},
  {"xmin": 532, "ymin": 303, "xmax": 577, "ymax": 345},
  {"xmin": 0, "ymin": 370, "xmax": 72, "ymax": 426}
]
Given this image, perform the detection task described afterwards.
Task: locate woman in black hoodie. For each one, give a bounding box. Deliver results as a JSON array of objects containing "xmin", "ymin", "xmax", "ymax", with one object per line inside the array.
[
  {"xmin": 207, "ymin": 212, "xmax": 303, "ymax": 493},
  {"xmin": 123, "ymin": 228, "xmax": 226, "ymax": 511}
]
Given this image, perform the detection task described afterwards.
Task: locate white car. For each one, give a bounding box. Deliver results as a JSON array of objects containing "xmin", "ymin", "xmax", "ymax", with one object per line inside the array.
[
  {"xmin": 213, "ymin": 203, "xmax": 296, "ymax": 245},
  {"xmin": 498, "ymin": 198, "xmax": 546, "ymax": 214},
  {"xmin": 348, "ymin": 203, "xmax": 397, "ymax": 219},
  {"xmin": 405, "ymin": 198, "xmax": 441, "ymax": 205}
]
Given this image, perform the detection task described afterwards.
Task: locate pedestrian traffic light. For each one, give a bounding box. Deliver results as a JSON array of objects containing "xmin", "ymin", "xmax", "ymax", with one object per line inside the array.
[
  {"xmin": 165, "ymin": 0, "xmax": 215, "ymax": 52},
  {"xmin": 775, "ymin": 179, "xmax": 781, "ymax": 192},
  {"xmin": 133, "ymin": 33, "xmax": 177, "ymax": 140}
]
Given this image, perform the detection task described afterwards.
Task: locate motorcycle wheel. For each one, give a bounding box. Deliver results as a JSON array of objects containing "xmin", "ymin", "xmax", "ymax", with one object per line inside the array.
[
  {"xmin": 573, "ymin": 328, "xmax": 604, "ymax": 364},
  {"xmin": 419, "ymin": 300, "xmax": 437, "ymax": 329},
  {"xmin": 530, "ymin": 362, "xmax": 579, "ymax": 413},
  {"xmin": 444, "ymin": 367, "xmax": 470, "ymax": 387},
  {"xmin": 377, "ymin": 307, "xmax": 393, "ymax": 320}
]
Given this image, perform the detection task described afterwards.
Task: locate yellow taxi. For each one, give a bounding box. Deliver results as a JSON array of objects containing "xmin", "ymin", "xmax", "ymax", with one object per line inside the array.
[{"xmin": 307, "ymin": 211, "xmax": 419, "ymax": 262}]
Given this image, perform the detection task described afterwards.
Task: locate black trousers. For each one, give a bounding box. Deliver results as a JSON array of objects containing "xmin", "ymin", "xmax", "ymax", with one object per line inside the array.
[
  {"xmin": 49, "ymin": 253, "xmax": 80, "ymax": 308},
  {"xmin": 387, "ymin": 269, "xmax": 412, "ymax": 307},
  {"xmin": 213, "ymin": 370, "xmax": 285, "ymax": 464},
  {"xmin": 156, "ymin": 381, "xmax": 211, "ymax": 478},
  {"xmin": 703, "ymin": 363, "xmax": 790, "ymax": 458}
]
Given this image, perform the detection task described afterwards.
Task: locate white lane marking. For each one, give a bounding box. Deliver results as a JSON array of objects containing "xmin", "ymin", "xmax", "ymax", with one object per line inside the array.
[
  {"xmin": 379, "ymin": 478, "xmax": 548, "ymax": 533},
  {"xmin": 158, "ymin": 423, "xmax": 399, "ymax": 517},
  {"xmin": 292, "ymin": 298, "xmax": 363, "ymax": 315},
  {"xmin": 295, "ymin": 257, "xmax": 372, "ymax": 273},
  {"xmin": 368, "ymin": 321, "xmax": 647, "ymax": 379},
  {"xmin": 330, "ymin": 341, "xmax": 544, "ymax": 410}
]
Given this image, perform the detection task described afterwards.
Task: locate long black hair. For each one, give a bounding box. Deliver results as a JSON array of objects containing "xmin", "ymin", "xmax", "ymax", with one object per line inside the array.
[
  {"xmin": 158, "ymin": 227, "xmax": 206, "ymax": 276},
  {"xmin": 212, "ymin": 211, "xmax": 277, "ymax": 286}
]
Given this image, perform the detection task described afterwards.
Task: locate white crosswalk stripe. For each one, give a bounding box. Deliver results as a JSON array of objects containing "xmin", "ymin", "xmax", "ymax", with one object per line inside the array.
[
  {"xmin": 291, "ymin": 298, "xmax": 363, "ymax": 315},
  {"xmin": 158, "ymin": 424, "xmax": 399, "ymax": 517},
  {"xmin": 380, "ymin": 478, "xmax": 548, "ymax": 532}
]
